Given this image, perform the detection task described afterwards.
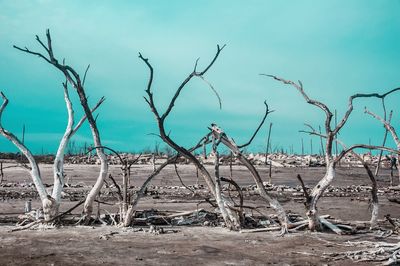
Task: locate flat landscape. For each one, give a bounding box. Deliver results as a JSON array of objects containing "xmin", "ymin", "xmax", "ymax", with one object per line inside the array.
[{"xmin": 1, "ymin": 162, "xmax": 399, "ymax": 265}]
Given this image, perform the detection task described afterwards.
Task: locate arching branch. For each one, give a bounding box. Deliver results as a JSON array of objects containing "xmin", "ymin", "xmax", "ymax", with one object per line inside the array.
[
  {"xmin": 333, "ymin": 88, "xmax": 400, "ymax": 135},
  {"xmin": 262, "ymin": 74, "xmax": 333, "ymax": 133},
  {"xmin": 238, "ymin": 101, "xmax": 273, "ymax": 149},
  {"xmin": 364, "ymin": 107, "xmax": 400, "ymax": 148},
  {"xmin": 335, "ymin": 144, "xmax": 399, "ymax": 164}
]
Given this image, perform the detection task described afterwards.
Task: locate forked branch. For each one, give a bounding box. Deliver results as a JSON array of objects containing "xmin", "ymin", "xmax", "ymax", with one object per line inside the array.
[{"xmin": 140, "ymin": 44, "xmax": 225, "ymax": 123}]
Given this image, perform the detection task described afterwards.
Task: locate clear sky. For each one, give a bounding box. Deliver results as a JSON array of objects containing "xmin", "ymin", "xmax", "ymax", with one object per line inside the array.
[{"xmin": 0, "ymin": 0, "xmax": 399, "ymax": 154}]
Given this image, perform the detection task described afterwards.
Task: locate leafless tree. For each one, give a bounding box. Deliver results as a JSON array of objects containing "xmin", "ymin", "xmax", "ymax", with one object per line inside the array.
[
  {"xmin": 0, "ymin": 83, "xmax": 103, "ymax": 220},
  {"xmin": 264, "ymin": 74, "xmax": 400, "ymax": 231},
  {"xmin": 139, "ymin": 45, "xmax": 244, "ymax": 230},
  {"xmin": 14, "ymin": 29, "xmax": 109, "ymax": 222}
]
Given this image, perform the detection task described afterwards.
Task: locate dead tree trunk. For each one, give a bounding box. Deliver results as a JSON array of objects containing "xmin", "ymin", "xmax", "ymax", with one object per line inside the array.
[
  {"xmin": 209, "ymin": 103, "xmax": 289, "ymax": 233},
  {"xmin": 14, "ymin": 30, "xmax": 109, "ymax": 222},
  {"xmin": 138, "ymin": 46, "xmax": 241, "ymax": 230},
  {"xmin": 211, "ymin": 134, "xmax": 241, "ymax": 229},
  {"xmin": 52, "ymin": 82, "xmax": 104, "ymax": 214},
  {"xmin": 264, "ymin": 74, "xmax": 400, "ymax": 231}
]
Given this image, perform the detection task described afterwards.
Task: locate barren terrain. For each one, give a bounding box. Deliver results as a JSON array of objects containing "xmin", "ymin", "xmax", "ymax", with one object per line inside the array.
[{"xmin": 1, "ymin": 163, "xmax": 399, "ymax": 265}]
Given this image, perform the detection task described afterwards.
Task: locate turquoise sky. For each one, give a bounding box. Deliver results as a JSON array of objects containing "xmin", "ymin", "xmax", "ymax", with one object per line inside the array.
[{"xmin": 0, "ymin": 0, "xmax": 399, "ymax": 154}]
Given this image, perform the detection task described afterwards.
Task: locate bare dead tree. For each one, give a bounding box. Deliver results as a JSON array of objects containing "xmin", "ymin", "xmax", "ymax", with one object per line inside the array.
[
  {"xmin": 139, "ymin": 45, "xmax": 243, "ymax": 230},
  {"xmin": 264, "ymin": 74, "xmax": 400, "ymax": 231},
  {"xmin": 14, "ymin": 29, "xmax": 109, "ymax": 222},
  {"xmin": 300, "ymin": 123, "xmax": 398, "ymax": 230}
]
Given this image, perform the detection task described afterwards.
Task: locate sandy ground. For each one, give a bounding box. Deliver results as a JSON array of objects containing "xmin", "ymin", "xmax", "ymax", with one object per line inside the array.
[{"xmin": 0, "ymin": 163, "xmax": 399, "ymax": 265}]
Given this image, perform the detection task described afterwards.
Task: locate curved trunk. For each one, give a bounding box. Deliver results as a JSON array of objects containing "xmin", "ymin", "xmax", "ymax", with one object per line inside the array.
[
  {"xmin": 212, "ymin": 127, "xmax": 288, "ymax": 231},
  {"xmin": 307, "ymin": 162, "xmax": 335, "ymax": 231},
  {"xmin": 83, "ymin": 145, "xmax": 108, "ymax": 220},
  {"xmin": 69, "ymin": 84, "xmax": 109, "ymax": 222},
  {"xmin": 157, "ymin": 128, "xmax": 237, "ymax": 227},
  {"xmin": 52, "ymin": 86, "xmax": 74, "ymax": 209}
]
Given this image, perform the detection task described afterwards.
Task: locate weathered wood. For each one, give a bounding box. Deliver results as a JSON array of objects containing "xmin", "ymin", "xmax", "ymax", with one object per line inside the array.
[
  {"xmin": 320, "ymin": 217, "xmax": 343, "ymax": 235},
  {"xmin": 138, "ymin": 45, "xmax": 240, "ymax": 229},
  {"xmin": 14, "ymin": 30, "xmax": 109, "ymax": 222}
]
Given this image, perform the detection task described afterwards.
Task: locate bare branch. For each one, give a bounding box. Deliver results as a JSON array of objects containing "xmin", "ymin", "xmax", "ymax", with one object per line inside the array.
[
  {"xmin": 198, "ymin": 76, "xmax": 222, "ymax": 109},
  {"xmin": 86, "ymin": 145, "xmax": 124, "ymax": 165},
  {"xmin": 72, "ymin": 96, "xmax": 105, "ymax": 135},
  {"xmin": 299, "ymin": 130, "xmax": 327, "ymax": 139},
  {"xmin": 108, "ymin": 174, "xmax": 123, "ymax": 201},
  {"xmin": 159, "ymin": 45, "xmax": 225, "ymax": 121},
  {"xmin": 296, "ymin": 174, "xmax": 311, "ymax": 206},
  {"xmin": 197, "ymin": 44, "xmax": 226, "ymax": 76},
  {"xmin": 174, "ymin": 163, "xmax": 195, "ymax": 194},
  {"xmin": 261, "ymin": 74, "xmax": 333, "ymax": 132},
  {"xmin": 364, "ymin": 107, "xmax": 400, "ymax": 148},
  {"xmin": 335, "ymin": 144, "xmax": 399, "ymax": 164},
  {"xmin": 138, "ymin": 52, "xmax": 161, "ymax": 121},
  {"xmin": 82, "ymin": 64, "xmax": 90, "ymax": 86},
  {"xmin": 334, "ymin": 87, "xmax": 400, "ymax": 135},
  {"xmin": 13, "ymin": 45, "xmax": 52, "ymax": 64},
  {"xmin": 238, "ymin": 101, "xmax": 273, "ymax": 149}
]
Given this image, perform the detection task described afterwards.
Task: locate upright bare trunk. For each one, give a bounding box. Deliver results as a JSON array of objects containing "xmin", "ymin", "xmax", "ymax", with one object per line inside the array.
[
  {"xmin": 307, "ymin": 161, "xmax": 335, "ymax": 231},
  {"xmin": 212, "ymin": 139, "xmax": 241, "ymax": 230},
  {"xmin": 51, "ymin": 85, "xmax": 74, "ymax": 212}
]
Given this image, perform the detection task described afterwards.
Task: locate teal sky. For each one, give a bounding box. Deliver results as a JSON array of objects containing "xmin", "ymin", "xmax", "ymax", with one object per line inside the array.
[{"xmin": 0, "ymin": 0, "xmax": 400, "ymax": 154}]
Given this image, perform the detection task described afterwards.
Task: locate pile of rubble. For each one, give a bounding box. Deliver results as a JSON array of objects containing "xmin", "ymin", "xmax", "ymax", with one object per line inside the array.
[{"xmin": 0, "ymin": 151, "xmax": 391, "ymax": 168}]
